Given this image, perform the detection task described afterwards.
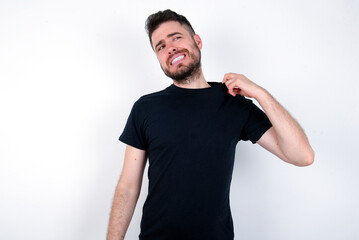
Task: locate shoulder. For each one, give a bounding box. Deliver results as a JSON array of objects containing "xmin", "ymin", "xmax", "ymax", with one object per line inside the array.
[
  {"xmin": 139, "ymin": 88, "xmax": 169, "ymax": 102},
  {"xmin": 219, "ymin": 82, "xmax": 252, "ymax": 105},
  {"xmin": 132, "ymin": 87, "xmax": 171, "ymax": 110},
  {"xmin": 226, "ymin": 93, "xmax": 254, "ymax": 109}
]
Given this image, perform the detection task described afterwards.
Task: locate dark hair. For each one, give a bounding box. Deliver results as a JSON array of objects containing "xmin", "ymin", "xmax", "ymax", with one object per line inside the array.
[{"xmin": 145, "ymin": 9, "xmax": 195, "ymax": 47}]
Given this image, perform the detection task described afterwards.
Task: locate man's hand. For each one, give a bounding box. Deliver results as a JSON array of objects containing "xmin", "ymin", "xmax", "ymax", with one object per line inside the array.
[
  {"xmin": 222, "ymin": 72, "xmax": 314, "ymax": 166},
  {"xmin": 222, "ymin": 73, "xmax": 264, "ymax": 98}
]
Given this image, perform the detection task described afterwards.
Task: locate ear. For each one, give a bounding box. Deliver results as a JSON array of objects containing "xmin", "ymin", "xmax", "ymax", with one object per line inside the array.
[{"xmin": 193, "ymin": 34, "xmax": 203, "ymax": 50}]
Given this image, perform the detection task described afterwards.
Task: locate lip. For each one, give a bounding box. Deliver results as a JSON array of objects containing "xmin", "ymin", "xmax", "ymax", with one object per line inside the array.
[{"xmin": 168, "ymin": 52, "xmax": 187, "ymax": 66}]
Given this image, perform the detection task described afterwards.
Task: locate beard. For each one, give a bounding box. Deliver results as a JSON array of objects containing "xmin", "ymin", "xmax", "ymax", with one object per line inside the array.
[{"xmin": 161, "ymin": 46, "xmax": 202, "ymax": 83}]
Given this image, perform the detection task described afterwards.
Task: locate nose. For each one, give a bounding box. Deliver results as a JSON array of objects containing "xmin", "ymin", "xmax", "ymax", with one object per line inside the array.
[{"xmin": 168, "ymin": 47, "xmax": 177, "ymax": 55}]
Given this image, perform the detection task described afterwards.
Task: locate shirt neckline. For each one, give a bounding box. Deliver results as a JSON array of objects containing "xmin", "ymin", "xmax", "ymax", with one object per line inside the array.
[{"xmin": 167, "ymin": 82, "xmax": 226, "ymax": 95}]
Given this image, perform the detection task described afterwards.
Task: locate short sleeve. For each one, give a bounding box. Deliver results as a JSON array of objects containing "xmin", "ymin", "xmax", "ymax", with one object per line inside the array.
[
  {"xmin": 119, "ymin": 100, "xmax": 148, "ymax": 150},
  {"xmin": 240, "ymin": 100, "xmax": 272, "ymax": 144}
]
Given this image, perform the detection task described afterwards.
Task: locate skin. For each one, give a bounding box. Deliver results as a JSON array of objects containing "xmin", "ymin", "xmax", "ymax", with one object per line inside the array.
[
  {"xmin": 107, "ymin": 19, "xmax": 315, "ymax": 240},
  {"xmin": 107, "ymin": 146, "xmax": 147, "ymax": 240},
  {"xmin": 151, "ymin": 21, "xmax": 210, "ymax": 88},
  {"xmin": 222, "ymin": 73, "xmax": 315, "ymax": 166},
  {"xmin": 151, "ymin": 20, "xmax": 314, "ymax": 166}
]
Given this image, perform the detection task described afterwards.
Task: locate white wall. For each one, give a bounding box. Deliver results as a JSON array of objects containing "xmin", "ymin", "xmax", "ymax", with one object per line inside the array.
[{"xmin": 0, "ymin": 0, "xmax": 358, "ymax": 239}]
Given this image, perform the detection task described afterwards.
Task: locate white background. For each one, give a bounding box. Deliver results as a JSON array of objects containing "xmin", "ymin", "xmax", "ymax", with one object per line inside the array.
[{"xmin": 1, "ymin": 0, "xmax": 358, "ymax": 239}]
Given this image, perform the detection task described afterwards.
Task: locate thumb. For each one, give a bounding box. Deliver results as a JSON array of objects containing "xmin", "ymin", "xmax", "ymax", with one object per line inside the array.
[{"xmin": 222, "ymin": 73, "xmax": 233, "ymax": 83}]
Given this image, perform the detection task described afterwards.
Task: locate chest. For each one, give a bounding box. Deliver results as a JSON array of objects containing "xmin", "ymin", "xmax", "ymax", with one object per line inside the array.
[{"xmin": 142, "ymin": 100, "xmax": 246, "ymax": 152}]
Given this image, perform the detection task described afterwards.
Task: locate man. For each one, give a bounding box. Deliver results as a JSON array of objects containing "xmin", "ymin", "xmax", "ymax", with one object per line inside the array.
[{"xmin": 107, "ymin": 9, "xmax": 314, "ymax": 240}]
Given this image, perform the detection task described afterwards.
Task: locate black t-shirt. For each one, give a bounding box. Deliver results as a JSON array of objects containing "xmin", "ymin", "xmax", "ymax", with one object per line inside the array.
[{"xmin": 119, "ymin": 82, "xmax": 272, "ymax": 240}]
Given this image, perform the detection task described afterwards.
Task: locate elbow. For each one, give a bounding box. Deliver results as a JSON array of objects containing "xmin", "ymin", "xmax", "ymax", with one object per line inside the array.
[{"xmin": 295, "ymin": 148, "xmax": 315, "ymax": 167}]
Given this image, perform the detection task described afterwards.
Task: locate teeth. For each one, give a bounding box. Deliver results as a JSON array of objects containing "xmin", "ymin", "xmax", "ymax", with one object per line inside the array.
[{"xmin": 171, "ymin": 55, "xmax": 184, "ymax": 65}]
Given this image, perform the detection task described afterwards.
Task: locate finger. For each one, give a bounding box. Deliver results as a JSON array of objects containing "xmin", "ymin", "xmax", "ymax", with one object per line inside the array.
[
  {"xmin": 225, "ymin": 83, "xmax": 238, "ymax": 96},
  {"xmin": 226, "ymin": 80, "xmax": 238, "ymax": 91},
  {"xmin": 226, "ymin": 90, "xmax": 236, "ymax": 97},
  {"xmin": 226, "ymin": 86, "xmax": 237, "ymax": 97},
  {"xmin": 230, "ymin": 88, "xmax": 240, "ymax": 96},
  {"xmin": 222, "ymin": 77, "xmax": 236, "ymax": 89},
  {"xmin": 222, "ymin": 73, "xmax": 234, "ymax": 83},
  {"xmin": 226, "ymin": 81, "xmax": 241, "ymax": 96},
  {"xmin": 233, "ymin": 87, "xmax": 240, "ymax": 93}
]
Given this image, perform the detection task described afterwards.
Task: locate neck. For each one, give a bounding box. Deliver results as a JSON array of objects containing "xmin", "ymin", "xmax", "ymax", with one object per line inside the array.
[{"xmin": 172, "ymin": 68, "xmax": 210, "ymax": 89}]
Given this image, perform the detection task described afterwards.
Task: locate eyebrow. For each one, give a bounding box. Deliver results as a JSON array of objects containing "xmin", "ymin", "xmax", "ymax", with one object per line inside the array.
[{"xmin": 154, "ymin": 32, "xmax": 183, "ymax": 50}]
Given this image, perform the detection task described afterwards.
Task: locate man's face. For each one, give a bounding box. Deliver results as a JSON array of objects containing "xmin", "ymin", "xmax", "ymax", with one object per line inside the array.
[{"xmin": 151, "ymin": 21, "xmax": 202, "ymax": 82}]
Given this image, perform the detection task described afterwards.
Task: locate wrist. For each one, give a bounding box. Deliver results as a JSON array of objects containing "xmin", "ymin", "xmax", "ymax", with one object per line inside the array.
[{"xmin": 253, "ymin": 86, "xmax": 269, "ymax": 101}]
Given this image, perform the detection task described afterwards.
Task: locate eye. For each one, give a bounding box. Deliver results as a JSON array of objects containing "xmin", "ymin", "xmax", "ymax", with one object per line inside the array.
[
  {"xmin": 174, "ymin": 36, "xmax": 181, "ymax": 41},
  {"xmin": 157, "ymin": 45, "xmax": 165, "ymax": 52}
]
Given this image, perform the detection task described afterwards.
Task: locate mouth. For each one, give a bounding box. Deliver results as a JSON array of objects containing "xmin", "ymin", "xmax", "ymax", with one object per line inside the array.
[{"xmin": 168, "ymin": 52, "xmax": 187, "ymax": 66}]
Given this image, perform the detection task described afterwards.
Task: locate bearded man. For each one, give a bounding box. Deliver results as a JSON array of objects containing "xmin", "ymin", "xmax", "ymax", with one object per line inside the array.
[{"xmin": 107, "ymin": 9, "xmax": 314, "ymax": 240}]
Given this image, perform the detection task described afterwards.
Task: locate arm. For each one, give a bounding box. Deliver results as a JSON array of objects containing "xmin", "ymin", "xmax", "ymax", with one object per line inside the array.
[
  {"xmin": 222, "ymin": 73, "xmax": 314, "ymax": 166},
  {"xmin": 107, "ymin": 145, "xmax": 147, "ymax": 240}
]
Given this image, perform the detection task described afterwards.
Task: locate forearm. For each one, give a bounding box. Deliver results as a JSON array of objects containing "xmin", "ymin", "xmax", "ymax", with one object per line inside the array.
[
  {"xmin": 107, "ymin": 183, "xmax": 140, "ymax": 240},
  {"xmin": 255, "ymin": 88, "xmax": 314, "ymax": 166}
]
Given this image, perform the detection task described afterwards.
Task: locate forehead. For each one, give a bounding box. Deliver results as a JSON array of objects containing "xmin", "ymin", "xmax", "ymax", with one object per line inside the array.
[{"xmin": 151, "ymin": 21, "xmax": 191, "ymax": 47}]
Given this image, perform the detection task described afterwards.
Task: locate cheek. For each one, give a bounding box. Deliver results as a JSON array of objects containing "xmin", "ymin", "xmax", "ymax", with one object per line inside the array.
[{"xmin": 158, "ymin": 55, "xmax": 168, "ymax": 67}]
